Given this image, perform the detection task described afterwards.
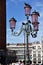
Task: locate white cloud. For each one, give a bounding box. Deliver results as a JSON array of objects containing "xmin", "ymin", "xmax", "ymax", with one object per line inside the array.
[
  {"xmin": 10, "ymin": 0, "xmax": 27, "ymax": 2},
  {"xmin": 16, "ymin": 20, "xmax": 26, "ymax": 28},
  {"xmin": 10, "ymin": 0, "xmax": 19, "ymax": 3},
  {"xmin": 9, "ymin": 0, "xmax": 29, "ymax": 5},
  {"xmin": 36, "ymin": 2, "xmax": 43, "ymax": 7},
  {"xmin": 40, "ymin": 12, "xmax": 43, "ymax": 17}
]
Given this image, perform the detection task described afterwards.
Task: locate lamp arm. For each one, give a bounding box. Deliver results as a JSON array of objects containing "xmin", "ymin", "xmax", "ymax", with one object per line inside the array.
[
  {"xmin": 17, "ymin": 24, "xmax": 23, "ymax": 36},
  {"xmin": 12, "ymin": 24, "xmax": 23, "ymax": 36},
  {"xmin": 31, "ymin": 30, "xmax": 37, "ymax": 38}
]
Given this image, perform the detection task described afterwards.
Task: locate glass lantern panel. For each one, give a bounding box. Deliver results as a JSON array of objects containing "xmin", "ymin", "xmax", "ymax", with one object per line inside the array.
[
  {"xmin": 34, "ymin": 24, "xmax": 39, "ymax": 31},
  {"xmin": 10, "ymin": 20, "xmax": 16, "ymax": 29},
  {"xmin": 32, "ymin": 15, "xmax": 38, "ymax": 23},
  {"xmin": 25, "ymin": 7, "xmax": 31, "ymax": 15}
]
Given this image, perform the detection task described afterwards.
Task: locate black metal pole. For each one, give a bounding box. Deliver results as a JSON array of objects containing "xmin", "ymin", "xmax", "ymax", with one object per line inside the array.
[
  {"xmin": 24, "ymin": 31, "xmax": 26, "ymax": 65},
  {"xmin": 26, "ymin": 16, "xmax": 30, "ymax": 65},
  {"xmin": 26, "ymin": 34, "xmax": 30, "ymax": 65}
]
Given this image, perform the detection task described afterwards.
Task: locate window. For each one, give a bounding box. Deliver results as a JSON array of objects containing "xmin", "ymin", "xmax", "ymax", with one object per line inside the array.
[
  {"xmin": 38, "ymin": 46, "xmax": 41, "ymax": 49},
  {"xmin": 42, "ymin": 60, "xmax": 43, "ymax": 63},
  {"xmin": 38, "ymin": 58, "xmax": 41, "ymax": 61},
  {"xmin": 33, "ymin": 54, "xmax": 36, "ymax": 57},
  {"xmin": 42, "ymin": 56, "xmax": 43, "ymax": 60},
  {"xmin": 18, "ymin": 55, "xmax": 24, "ymax": 59},
  {"xmin": 38, "ymin": 58, "xmax": 41, "ymax": 63},
  {"xmin": 33, "ymin": 51, "xmax": 36, "ymax": 53},
  {"xmin": 38, "ymin": 51, "xmax": 41, "ymax": 53},
  {"xmin": 38, "ymin": 46, "xmax": 40, "ymax": 48},
  {"xmin": 30, "ymin": 55, "xmax": 32, "ymax": 59},
  {"xmin": 33, "ymin": 46, "xmax": 36, "ymax": 49},
  {"xmin": 42, "ymin": 40, "xmax": 43, "ymax": 44},
  {"xmin": 17, "ymin": 50, "xmax": 24, "ymax": 54},
  {"xmin": 33, "ymin": 58, "xmax": 36, "ymax": 63},
  {"xmin": 38, "ymin": 54, "xmax": 41, "ymax": 57}
]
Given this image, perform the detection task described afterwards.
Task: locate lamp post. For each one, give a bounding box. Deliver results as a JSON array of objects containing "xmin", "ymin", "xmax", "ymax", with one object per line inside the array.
[{"xmin": 9, "ymin": 3, "xmax": 40, "ymax": 65}]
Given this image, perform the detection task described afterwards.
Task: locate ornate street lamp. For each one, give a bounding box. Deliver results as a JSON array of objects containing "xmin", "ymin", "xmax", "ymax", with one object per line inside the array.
[
  {"xmin": 31, "ymin": 10, "xmax": 40, "ymax": 31},
  {"xmin": 24, "ymin": 3, "xmax": 32, "ymax": 16},
  {"xmin": 9, "ymin": 3, "xmax": 40, "ymax": 65},
  {"xmin": 9, "ymin": 17, "xmax": 16, "ymax": 32}
]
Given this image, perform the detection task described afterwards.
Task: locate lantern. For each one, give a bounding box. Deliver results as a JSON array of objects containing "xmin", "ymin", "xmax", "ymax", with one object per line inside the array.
[
  {"xmin": 31, "ymin": 10, "xmax": 40, "ymax": 31},
  {"xmin": 33, "ymin": 23, "xmax": 39, "ymax": 31},
  {"xmin": 9, "ymin": 17, "xmax": 16, "ymax": 31},
  {"xmin": 24, "ymin": 3, "xmax": 32, "ymax": 16},
  {"xmin": 31, "ymin": 10, "xmax": 40, "ymax": 24}
]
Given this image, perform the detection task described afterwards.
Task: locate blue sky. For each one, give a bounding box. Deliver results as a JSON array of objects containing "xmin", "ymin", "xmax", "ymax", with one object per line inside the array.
[{"xmin": 6, "ymin": 0, "xmax": 43, "ymax": 44}]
